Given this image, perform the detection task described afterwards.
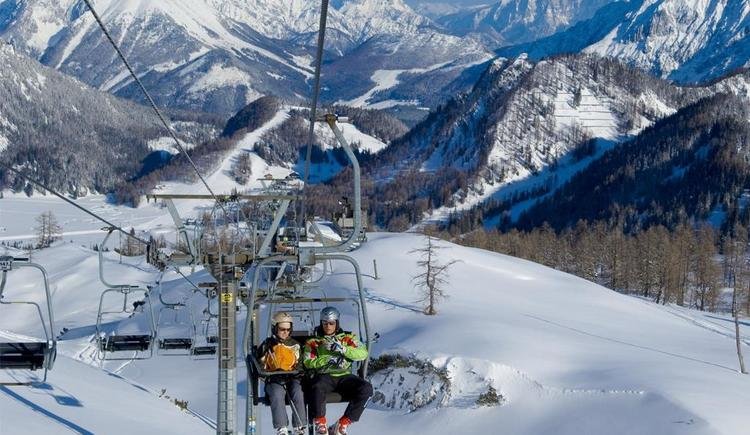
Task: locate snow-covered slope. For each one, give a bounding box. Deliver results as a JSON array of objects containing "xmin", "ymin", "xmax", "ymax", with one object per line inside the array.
[
  {"xmin": 0, "ymin": 245, "xmax": 210, "ymax": 434},
  {"xmin": 0, "ymin": 355, "xmax": 212, "ymax": 434},
  {"xmin": 0, "ymin": 42, "xmax": 186, "ymax": 196},
  {"xmin": 367, "ymin": 53, "xmax": 705, "ymax": 227},
  {"xmin": 364, "ymin": 52, "xmax": 750, "ymax": 229},
  {"xmin": 1, "ymin": 233, "xmax": 749, "ymax": 434}
]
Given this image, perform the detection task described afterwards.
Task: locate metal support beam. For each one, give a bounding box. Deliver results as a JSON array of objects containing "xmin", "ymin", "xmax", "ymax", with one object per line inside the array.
[
  {"xmin": 217, "ymin": 274, "xmax": 238, "ymax": 434},
  {"xmin": 258, "ymin": 199, "xmax": 291, "ymax": 258},
  {"xmin": 147, "ymin": 194, "xmax": 299, "ymax": 202}
]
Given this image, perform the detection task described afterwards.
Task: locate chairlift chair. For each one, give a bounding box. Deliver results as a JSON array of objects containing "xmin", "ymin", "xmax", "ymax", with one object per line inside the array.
[
  {"xmin": 0, "ymin": 256, "xmax": 57, "ymax": 385},
  {"xmin": 96, "ymin": 286, "xmax": 156, "ymax": 360},
  {"xmin": 242, "ymin": 253, "xmax": 371, "ymax": 435},
  {"xmin": 191, "ymin": 305, "xmax": 218, "ymax": 358},
  {"xmin": 95, "ymin": 228, "xmax": 157, "ymax": 360},
  {"xmin": 156, "ymin": 288, "xmax": 195, "ymax": 356}
]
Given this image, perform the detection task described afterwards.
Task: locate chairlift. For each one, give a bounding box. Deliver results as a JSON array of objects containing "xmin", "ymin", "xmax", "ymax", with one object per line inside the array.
[
  {"xmin": 156, "ymin": 286, "xmax": 195, "ymax": 356},
  {"xmin": 190, "ymin": 291, "xmax": 219, "ymax": 358},
  {"xmin": 0, "ymin": 256, "xmax": 57, "ymax": 385},
  {"xmin": 96, "ymin": 286, "xmax": 156, "ymax": 360},
  {"xmin": 243, "ymin": 255, "xmax": 371, "ymax": 418},
  {"xmin": 191, "ymin": 311, "xmax": 218, "ymax": 358},
  {"xmin": 95, "ymin": 229, "xmax": 156, "ymax": 360}
]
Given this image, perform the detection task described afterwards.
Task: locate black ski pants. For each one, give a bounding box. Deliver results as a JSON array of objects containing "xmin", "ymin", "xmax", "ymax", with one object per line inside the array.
[{"xmin": 308, "ymin": 373, "xmax": 373, "ymax": 422}]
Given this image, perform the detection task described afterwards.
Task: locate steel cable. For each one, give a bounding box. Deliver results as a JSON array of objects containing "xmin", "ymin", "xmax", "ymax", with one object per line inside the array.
[
  {"xmin": 301, "ymin": 0, "xmax": 330, "ymax": 221},
  {"xmin": 81, "ymin": 0, "xmax": 225, "ymax": 211},
  {"xmin": 0, "ymin": 160, "xmax": 149, "ymax": 245}
]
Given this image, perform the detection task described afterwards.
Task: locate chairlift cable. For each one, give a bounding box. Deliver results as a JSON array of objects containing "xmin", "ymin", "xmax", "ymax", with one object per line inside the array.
[
  {"xmin": 174, "ymin": 268, "xmax": 202, "ymax": 293},
  {"xmin": 301, "ymin": 0, "xmax": 330, "ymax": 221},
  {"xmin": 0, "ymin": 160, "xmax": 149, "ymax": 245},
  {"xmin": 81, "ymin": 0, "xmax": 227, "ymax": 216}
]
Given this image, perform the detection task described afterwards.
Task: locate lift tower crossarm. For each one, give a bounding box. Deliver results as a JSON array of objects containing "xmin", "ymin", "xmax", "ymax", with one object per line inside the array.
[{"xmin": 146, "ymin": 194, "xmax": 299, "ymax": 202}]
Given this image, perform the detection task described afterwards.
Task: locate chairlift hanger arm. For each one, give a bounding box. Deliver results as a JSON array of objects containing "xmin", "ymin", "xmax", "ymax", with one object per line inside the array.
[
  {"xmin": 163, "ymin": 199, "xmax": 196, "ymax": 261},
  {"xmin": 98, "ymin": 229, "xmax": 149, "ymax": 289},
  {"xmin": 0, "ymin": 258, "xmax": 57, "ymax": 380},
  {"xmin": 300, "ymin": 115, "xmax": 363, "ymax": 256}
]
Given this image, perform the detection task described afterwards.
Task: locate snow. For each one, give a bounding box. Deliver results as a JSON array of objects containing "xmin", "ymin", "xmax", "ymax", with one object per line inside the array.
[
  {"xmin": 0, "ymin": 133, "xmax": 8, "ymax": 153},
  {"xmin": 25, "ymin": 4, "xmax": 66, "ymax": 53},
  {"xmin": 313, "ymin": 121, "xmax": 389, "ymax": 154},
  {"xmin": 289, "ymin": 53, "xmax": 314, "ymax": 72},
  {"xmin": 1, "ymin": 232, "xmax": 749, "ymax": 434},
  {"xmin": 0, "ymin": 355, "xmax": 212, "ymax": 434},
  {"xmin": 187, "ymin": 64, "xmax": 253, "ymax": 94},
  {"xmin": 144, "ymin": 107, "xmax": 295, "ymax": 224},
  {"xmin": 55, "ymin": 14, "xmax": 94, "ymax": 69},
  {"xmin": 99, "ymin": 69, "xmax": 133, "ymax": 93},
  {"xmin": 582, "ymin": 0, "xmax": 750, "ymax": 82},
  {"xmin": 147, "ymin": 136, "xmax": 195, "ymax": 153},
  {"xmin": 367, "ymin": 99, "xmax": 420, "ymax": 110},
  {"xmin": 0, "ymin": 194, "xmax": 166, "ymax": 246},
  {"xmin": 551, "ymin": 87, "xmax": 619, "ymax": 140},
  {"xmin": 91, "ymin": 0, "xmax": 312, "ymax": 78},
  {"xmin": 339, "ymin": 62, "xmax": 450, "ymax": 108},
  {"xmin": 341, "ymin": 69, "xmax": 406, "ymax": 107}
]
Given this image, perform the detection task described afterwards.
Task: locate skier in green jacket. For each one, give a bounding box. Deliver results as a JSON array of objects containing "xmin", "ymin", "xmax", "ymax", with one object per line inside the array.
[{"xmin": 303, "ymin": 306, "xmax": 372, "ymax": 435}]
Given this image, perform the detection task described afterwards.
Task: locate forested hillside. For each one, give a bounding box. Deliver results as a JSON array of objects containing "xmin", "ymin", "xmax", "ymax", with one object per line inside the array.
[
  {"xmin": 0, "ymin": 43, "xmax": 216, "ymax": 196},
  {"xmin": 516, "ymin": 94, "xmax": 750, "ymax": 233}
]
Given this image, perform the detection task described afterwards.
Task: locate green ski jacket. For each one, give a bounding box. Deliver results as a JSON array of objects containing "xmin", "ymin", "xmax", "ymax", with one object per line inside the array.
[{"xmin": 303, "ymin": 329, "xmax": 368, "ymax": 377}]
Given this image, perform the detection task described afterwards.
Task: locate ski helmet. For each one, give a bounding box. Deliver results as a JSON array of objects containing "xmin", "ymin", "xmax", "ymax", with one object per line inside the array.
[
  {"xmin": 272, "ymin": 311, "xmax": 293, "ymax": 327},
  {"xmin": 320, "ymin": 306, "xmax": 340, "ymax": 324}
]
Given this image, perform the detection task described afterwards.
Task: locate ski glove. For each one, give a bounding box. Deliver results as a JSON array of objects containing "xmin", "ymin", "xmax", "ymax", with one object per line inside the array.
[
  {"xmin": 327, "ymin": 355, "xmax": 345, "ymax": 368},
  {"xmin": 327, "ymin": 341, "xmax": 344, "ymax": 354}
]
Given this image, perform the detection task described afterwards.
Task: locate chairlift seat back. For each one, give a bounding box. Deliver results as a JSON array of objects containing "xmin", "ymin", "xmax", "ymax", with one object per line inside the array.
[
  {"xmin": 159, "ymin": 338, "xmax": 193, "ymax": 350},
  {"xmin": 101, "ymin": 335, "xmax": 152, "ymax": 352},
  {"xmin": 191, "ymin": 345, "xmax": 217, "ymax": 356},
  {"xmin": 0, "ymin": 342, "xmax": 47, "ymax": 370}
]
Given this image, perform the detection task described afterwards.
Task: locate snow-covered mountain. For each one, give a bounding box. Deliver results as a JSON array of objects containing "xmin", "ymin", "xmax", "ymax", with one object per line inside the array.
[
  {"xmin": 408, "ymin": 1, "xmax": 466, "ymax": 20},
  {"xmin": 347, "ymin": 52, "xmax": 750, "ymax": 230},
  {"xmin": 436, "ymin": 0, "xmax": 616, "ymax": 47},
  {"xmin": 498, "ymin": 0, "xmax": 750, "ymax": 84},
  {"xmin": 0, "ymin": 0, "xmax": 491, "ymax": 116},
  {"xmin": 585, "ymin": 0, "xmax": 750, "ymax": 83}
]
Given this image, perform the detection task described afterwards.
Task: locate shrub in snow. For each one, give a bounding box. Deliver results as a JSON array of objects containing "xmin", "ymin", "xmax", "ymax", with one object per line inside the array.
[
  {"xmin": 368, "ymin": 354, "xmax": 450, "ymax": 411},
  {"xmin": 476, "ymin": 385, "xmax": 505, "ymax": 407}
]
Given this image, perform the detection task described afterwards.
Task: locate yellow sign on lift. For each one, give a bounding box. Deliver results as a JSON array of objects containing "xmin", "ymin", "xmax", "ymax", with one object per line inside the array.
[{"xmin": 221, "ymin": 293, "xmax": 233, "ymax": 303}]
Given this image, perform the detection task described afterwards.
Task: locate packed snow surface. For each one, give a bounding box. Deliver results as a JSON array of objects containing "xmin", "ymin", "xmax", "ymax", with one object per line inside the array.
[{"xmin": 0, "ymin": 232, "xmax": 748, "ymax": 434}]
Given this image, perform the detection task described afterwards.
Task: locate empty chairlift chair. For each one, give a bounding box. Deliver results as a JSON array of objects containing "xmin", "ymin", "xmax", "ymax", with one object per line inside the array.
[
  {"xmin": 156, "ymin": 289, "xmax": 194, "ymax": 356},
  {"xmin": 96, "ymin": 286, "xmax": 157, "ymax": 360},
  {"xmin": 95, "ymin": 228, "xmax": 156, "ymax": 360},
  {"xmin": 191, "ymin": 299, "xmax": 219, "ymax": 358},
  {"xmin": 0, "ymin": 256, "xmax": 57, "ymax": 384}
]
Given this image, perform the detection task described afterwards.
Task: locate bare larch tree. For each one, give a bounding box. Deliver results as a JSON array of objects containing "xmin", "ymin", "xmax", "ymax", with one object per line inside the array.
[{"xmin": 410, "ymin": 234, "xmax": 459, "ymax": 315}]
